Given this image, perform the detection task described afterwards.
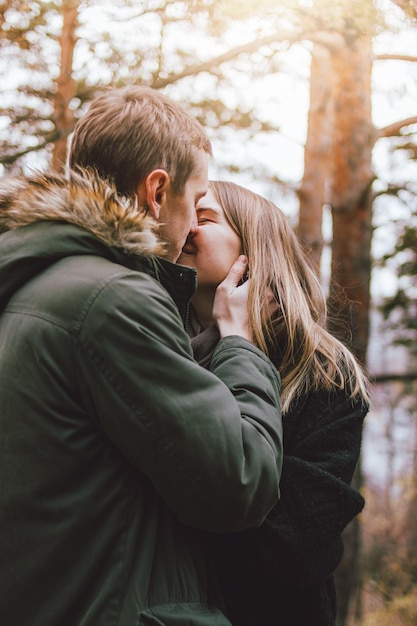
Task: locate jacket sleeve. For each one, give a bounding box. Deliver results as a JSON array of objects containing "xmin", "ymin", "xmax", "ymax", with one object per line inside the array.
[
  {"xmin": 76, "ymin": 270, "xmax": 283, "ymax": 532},
  {"xmin": 211, "ymin": 393, "xmax": 367, "ymax": 586}
]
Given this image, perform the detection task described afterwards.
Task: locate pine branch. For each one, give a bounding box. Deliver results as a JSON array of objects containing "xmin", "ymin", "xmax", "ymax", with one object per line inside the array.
[
  {"xmin": 372, "ymin": 372, "xmax": 417, "ymax": 383},
  {"xmin": 0, "ymin": 132, "xmax": 60, "ymax": 165},
  {"xmin": 375, "ymin": 53, "xmax": 417, "ymax": 62},
  {"xmin": 152, "ymin": 30, "xmax": 301, "ymax": 89},
  {"xmin": 377, "ymin": 116, "xmax": 417, "ymax": 138}
]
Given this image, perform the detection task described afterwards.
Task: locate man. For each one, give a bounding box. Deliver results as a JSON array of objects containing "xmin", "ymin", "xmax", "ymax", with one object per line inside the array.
[{"xmin": 0, "ymin": 86, "xmax": 283, "ymax": 625}]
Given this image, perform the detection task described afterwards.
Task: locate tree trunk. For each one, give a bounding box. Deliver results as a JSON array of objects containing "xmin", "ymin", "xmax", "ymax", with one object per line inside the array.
[
  {"xmin": 52, "ymin": 0, "xmax": 78, "ymax": 172},
  {"xmin": 328, "ymin": 32, "xmax": 375, "ymax": 626},
  {"xmin": 328, "ymin": 34, "xmax": 374, "ymax": 363},
  {"xmin": 297, "ymin": 42, "xmax": 333, "ymax": 275}
]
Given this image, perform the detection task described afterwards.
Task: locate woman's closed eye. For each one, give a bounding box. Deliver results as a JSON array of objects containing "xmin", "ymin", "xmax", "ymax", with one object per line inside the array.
[{"xmin": 196, "ymin": 207, "xmax": 220, "ymax": 225}]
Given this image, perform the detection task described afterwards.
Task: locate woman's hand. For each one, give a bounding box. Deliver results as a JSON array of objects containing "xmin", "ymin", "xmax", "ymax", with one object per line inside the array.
[{"xmin": 213, "ymin": 255, "xmax": 253, "ymax": 343}]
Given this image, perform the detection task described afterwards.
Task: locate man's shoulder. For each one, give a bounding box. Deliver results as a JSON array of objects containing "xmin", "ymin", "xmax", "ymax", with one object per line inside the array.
[
  {"xmin": 11, "ymin": 252, "xmax": 176, "ymax": 337},
  {"xmin": 53, "ymin": 254, "xmax": 175, "ymax": 315}
]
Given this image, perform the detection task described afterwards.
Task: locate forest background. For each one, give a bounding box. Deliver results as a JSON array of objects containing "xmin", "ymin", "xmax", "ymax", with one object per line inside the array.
[{"xmin": 1, "ymin": 0, "xmax": 417, "ymax": 624}]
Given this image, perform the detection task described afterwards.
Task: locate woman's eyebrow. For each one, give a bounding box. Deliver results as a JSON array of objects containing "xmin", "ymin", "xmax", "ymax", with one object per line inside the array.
[{"xmin": 196, "ymin": 206, "xmax": 220, "ymax": 214}]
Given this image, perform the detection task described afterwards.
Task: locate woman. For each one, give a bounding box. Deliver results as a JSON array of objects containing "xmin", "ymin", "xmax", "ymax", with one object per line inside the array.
[{"xmin": 178, "ymin": 181, "xmax": 370, "ymax": 626}]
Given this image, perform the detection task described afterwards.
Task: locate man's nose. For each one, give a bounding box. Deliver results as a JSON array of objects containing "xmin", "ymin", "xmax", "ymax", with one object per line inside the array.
[{"xmin": 188, "ymin": 219, "xmax": 198, "ymax": 239}]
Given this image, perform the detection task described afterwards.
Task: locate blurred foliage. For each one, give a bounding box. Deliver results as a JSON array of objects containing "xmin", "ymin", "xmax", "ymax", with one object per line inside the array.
[
  {"xmin": 362, "ymin": 591, "xmax": 417, "ymax": 625},
  {"xmin": 0, "ymin": 0, "xmax": 387, "ymax": 174},
  {"xmin": 379, "ymin": 209, "xmax": 417, "ymax": 358},
  {"xmin": 359, "ymin": 471, "xmax": 417, "ymax": 625},
  {"xmin": 1, "ymin": 0, "xmax": 296, "ymax": 173}
]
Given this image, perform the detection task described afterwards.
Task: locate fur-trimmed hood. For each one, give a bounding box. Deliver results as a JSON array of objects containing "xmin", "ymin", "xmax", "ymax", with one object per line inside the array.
[
  {"xmin": 0, "ymin": 169, "xmax": 198, "ymax": 316},
  {"xmin": 0, "ymin": 168, "xmax": 166, "ymax": 257}
]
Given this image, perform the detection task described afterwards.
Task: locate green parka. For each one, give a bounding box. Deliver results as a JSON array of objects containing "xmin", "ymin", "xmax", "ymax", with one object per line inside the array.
[{"xmin": 0, "ymin": 171, "xmax": 283, "ymax": 626}]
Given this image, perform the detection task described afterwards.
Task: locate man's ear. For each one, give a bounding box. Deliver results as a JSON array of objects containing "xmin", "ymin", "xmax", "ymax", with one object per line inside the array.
[{"xmin": 136, "ymin": 169, "xmax": 170, "ymax": 220}]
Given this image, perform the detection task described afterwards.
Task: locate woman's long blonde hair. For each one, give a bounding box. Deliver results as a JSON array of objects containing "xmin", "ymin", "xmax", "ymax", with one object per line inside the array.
[{"xmin": 210, "ymin": 181, "xmax": 370, "ymax": 414}]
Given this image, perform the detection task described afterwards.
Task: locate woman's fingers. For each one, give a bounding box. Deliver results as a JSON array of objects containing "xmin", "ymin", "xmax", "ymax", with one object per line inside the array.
[
  {"xmin": 220, "ymin": 255, "xmax": 248, "ymax": 290},
  {"xmin": 213, "ymin": 255, "xmax": 253, "ymax": 342}
]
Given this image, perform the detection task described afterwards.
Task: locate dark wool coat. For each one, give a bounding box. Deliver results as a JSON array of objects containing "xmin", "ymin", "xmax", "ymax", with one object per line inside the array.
[
  {"xmin": 0, "ymin": 171, "xmax": 283, "ymax": 626},
  {"xmin": 192, "ymin": 325, "xmax": 368, "ymax": 626}
]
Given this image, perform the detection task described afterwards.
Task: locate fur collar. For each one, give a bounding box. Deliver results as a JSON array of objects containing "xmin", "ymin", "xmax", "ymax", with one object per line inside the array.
[{"xmin": 0, "ymin": 169, "xmax": 166, "ymax": 258}]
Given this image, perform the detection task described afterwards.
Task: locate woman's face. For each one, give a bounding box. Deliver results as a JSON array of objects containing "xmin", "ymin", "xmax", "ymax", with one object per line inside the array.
[{"xmin": 178, "ymin": 188, "xmax": 243, "ymax": 290}]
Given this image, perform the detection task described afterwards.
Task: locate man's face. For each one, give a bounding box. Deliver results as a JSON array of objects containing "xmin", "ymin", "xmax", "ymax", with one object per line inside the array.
[{"xmin": 158, "ymin": 148, "xmax": 209, "ymax": 262}]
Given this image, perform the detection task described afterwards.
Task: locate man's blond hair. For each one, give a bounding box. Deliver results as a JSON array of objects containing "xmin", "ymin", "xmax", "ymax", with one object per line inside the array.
[{"xmin": 69, "ymin": 86, "xmax": 212, "ymax": 196}]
